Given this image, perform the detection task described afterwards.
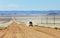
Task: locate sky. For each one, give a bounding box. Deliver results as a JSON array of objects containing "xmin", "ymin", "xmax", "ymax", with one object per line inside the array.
[{"xmin": 0, "ymin": 0, "xmax": 60, "ymax": 11}]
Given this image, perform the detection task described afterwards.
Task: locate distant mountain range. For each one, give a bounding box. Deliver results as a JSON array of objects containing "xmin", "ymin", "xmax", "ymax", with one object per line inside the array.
[{"xmin": 0, "ymin": 10, "xmax": 60, "ymax": 16}]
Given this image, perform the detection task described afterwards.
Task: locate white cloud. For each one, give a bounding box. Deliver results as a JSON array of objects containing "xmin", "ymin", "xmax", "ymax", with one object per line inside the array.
[
  {"xmin": 7, "ymin": 4, "xmax": 19, "ymax": 9},
  {"xmin": 0, "ymin": 4, "xmax": 32, "ymax": 11},
  {"xmin": 7, "ymin": 4, "xmax": 20, "ymax": 10},
  {"xmin": 0, "ymin": 6, "xmax": 5, "ymax": 10},
  {"xmin": 0, "ymin": 4, "xmax": 20, "ymax": 10}
]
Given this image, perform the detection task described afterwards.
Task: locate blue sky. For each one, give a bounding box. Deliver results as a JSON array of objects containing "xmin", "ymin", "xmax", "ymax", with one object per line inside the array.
[{"xmin": 0, "ymin": 0, "xmax": 60, "ymax": 11}]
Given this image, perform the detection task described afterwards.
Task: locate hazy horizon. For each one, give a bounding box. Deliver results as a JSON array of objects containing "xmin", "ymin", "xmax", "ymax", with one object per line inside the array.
[
  {"xmin": 0, "ymin": 0, "xmax": 60, "ymax": 11},
  {"xmin": 0, "ymin": 0, "xmax": 60, "ymax": 15},
  {"xmin": 0, "ymin": 10, "xmax": 60, "ymax": 15}
]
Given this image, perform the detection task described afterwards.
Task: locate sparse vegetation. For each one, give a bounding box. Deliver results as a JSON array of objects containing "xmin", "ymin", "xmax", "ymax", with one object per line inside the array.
[
  {"xmin": 35, "ymin": 25, "xmax": 38, "ymax": 26},
  {"xmin": 54, "ymin": 27, "xmax": 60, "ymax": 30},
  {"xmin": 54, "ymin": 27, "xmax": 58, "ymax": 29}
]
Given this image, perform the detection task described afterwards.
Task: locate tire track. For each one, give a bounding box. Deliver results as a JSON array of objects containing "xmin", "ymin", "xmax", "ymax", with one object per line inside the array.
[
  {"xmin": 31, "ymin": 26, "xmax": 60, "ymax": 38},
  {"xmin": 0, "ymin": 33, "xmax": 6, "ymax": 38},
  {"xmin": 18, "ymin": 24, "xmax": 54, "ymax": 38}
]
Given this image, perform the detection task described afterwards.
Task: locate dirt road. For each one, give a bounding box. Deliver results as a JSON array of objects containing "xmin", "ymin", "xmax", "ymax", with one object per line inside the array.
[{"xmin": 0, "ymin": 22, "xmax": 60, "ymax": 38}]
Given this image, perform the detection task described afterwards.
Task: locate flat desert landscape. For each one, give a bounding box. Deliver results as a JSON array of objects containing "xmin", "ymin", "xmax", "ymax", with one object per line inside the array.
[
  {"xmin": 0, "ymin": 21, "xmax": 60, "ymax": 38},
  {"xmin": 0, "ymin": 0, "xmax": 60, "ymax": 38}
]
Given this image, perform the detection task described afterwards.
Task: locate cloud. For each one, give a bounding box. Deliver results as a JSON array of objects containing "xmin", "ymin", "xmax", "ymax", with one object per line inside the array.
[
  {"xmin": 7, "ymin": 4, "xmax": 20, "ymax": 10},
  {"xmin": 0, "ymin": 6, "xmax": 5, "ymax": 10},
  {"xmin": 7, "ymin": 4, "xmax": 19, "ymax": 9},
  {"xmin": 0, "ymin": 4, "xmax": 33, "ymax": 11},
  {"xmin": 0, "ymin": 4, "xmax": 20, "ymax": 10}
]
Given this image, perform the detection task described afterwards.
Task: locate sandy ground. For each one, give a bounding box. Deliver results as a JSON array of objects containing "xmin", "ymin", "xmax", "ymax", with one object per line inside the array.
[{"xmin": 0, "ymin": 22, "xmax": 60, "ymax": 38}]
